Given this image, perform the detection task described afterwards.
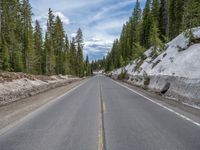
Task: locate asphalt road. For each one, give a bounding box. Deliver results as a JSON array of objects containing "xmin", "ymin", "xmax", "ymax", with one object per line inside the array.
[{"xmin": 0, "ymin": 75, "xmax": 200, "ymax": 150}]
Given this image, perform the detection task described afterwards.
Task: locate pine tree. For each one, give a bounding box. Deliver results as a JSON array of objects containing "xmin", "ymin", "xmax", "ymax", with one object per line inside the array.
[
  {"xmin": 85, "ymin": 55, "xmax": 91, "ymax": 76},
  {"xmin": 130, "ymin": 0, "xmax": 142, "ymax": 59},
  {"xmin": 75, "ymin": 28, "xmax": 84, "ymax": 77},
  {"xmin": 44, "ymin": 8, "xmax": 56, "ymax": 75},
  {"xmin": 1, "ymin": 0, "xmax": 23, "ymax": 72},
  {"xmin": 33, "ymin": 20, "xmax": 43, "ymax": 74},
  {"xmin": 119, "ymin": 55, "xmax": 124, "ymax": 68},
  {"xmin": 1, "ymin": 2, "xmax": 90, "ymax": 76},
  {"xmin": 1, "ymin": 38, "xmax": 10, "ymax": 71},
  {"xmin": 183, "ymin": 0, "xmax": 200, "ymax": 30},
  {"xmin": 150, "ymin": 0, "xmax": 163, "ymax": 51},
  {"xmin": 140, "ymin": 0, "xmax": 152, "ymax": 48},
  {"xmin": 69, "ymin": 38, "xmax": 77, "ymax": 76},
  {"xmin": 21, "ymin": 0, "xmax": 35, "ymax": 73},
  {"xmin": 13, "ymin": 0, "xmax": 24, "ymax": 72},
  {"xmin": 43, "ymin": 32, "xmax": 49, "ymax": 74},
  {"xmin": 63, "ymin": 34, "xmax": 70, "ymax": 74},
  {"xmin": 53, "ymin": 16, "xmax": 65, "ymax": 74},
  {"xmin": 174, "ymin": 0, "xmax": 185, "ymax": 35},
  {"xmin": 159, "ymin": 0, "xmax": 169, "ymax": 40},
  {"xmin": 119, "ymin": 23, "xmax": 132, "ymax": 64},
  {"xmin": 128, "ymin": 0, "xmax": 142, "ymax": 54},
  {"xmin": 150, "ymin": 20, "xmax": 163, "ymax": 52},
  {"xmin": 14, "ymin": 48, "xmax": 23, "ymax": 72},
  {"xmin": 152, "ymin": 0, "xmax": 160, "ymax": 24},
  {"xmin": 169, "ymin": 0, "xmax": 176, "ymax": 39},
  {"xmin": 169, "ymin": 0, "xmax": 187, "ymax": 39}
]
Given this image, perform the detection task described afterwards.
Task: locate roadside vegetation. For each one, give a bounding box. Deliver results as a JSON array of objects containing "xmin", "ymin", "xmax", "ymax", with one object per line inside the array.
[
  {"xmin": 0, "ymin": 0, "xmax": 92, "ymax": 77},
  {"xmin": 92, "ymin": 0, "xmax": 200, "ymax": 72}
]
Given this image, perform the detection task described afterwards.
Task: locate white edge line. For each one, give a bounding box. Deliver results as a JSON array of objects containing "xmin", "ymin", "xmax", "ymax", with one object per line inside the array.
[
  {"xmin": 112, "ymin": 79, "xmax": 200, "ymax": 127},
  {"xmin": 0, "ymin": 77, "xmax": 92, "ymax": 136}
]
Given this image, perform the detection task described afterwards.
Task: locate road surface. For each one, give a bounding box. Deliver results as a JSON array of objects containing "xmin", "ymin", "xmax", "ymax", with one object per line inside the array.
[{"xmin": 0, "ymin": 75, "xmax": 200, "ymax": 150}]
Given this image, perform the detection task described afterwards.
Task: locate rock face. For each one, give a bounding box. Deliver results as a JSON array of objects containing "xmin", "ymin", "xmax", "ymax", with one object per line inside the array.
[{"xmin": 111, "ymin": 27, "xmax": 200, "ymax": 107}]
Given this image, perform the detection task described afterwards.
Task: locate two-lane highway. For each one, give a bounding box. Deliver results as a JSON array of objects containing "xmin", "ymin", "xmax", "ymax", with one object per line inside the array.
[{"xmin": 0, "ymin": 75, "xmax": 200, "ymax": 150}]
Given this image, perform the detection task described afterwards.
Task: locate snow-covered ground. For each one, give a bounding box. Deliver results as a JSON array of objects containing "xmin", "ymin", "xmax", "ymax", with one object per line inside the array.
[
  {"xmin": 111, "ymin": 27, "xmax": 200, "ymax": 106},
  {"xmin": 0, "ymin": 74, "xmax": 79, "ymax": 106}
]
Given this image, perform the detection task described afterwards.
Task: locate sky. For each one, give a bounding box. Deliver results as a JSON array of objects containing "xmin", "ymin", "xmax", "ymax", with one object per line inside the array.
[{"xmin": 30, "ymin": 0, "xmax": 145, "ymax": 61}]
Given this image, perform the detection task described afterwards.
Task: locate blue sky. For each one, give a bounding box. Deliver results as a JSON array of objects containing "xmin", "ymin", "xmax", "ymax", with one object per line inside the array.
[{"xmin": 30, "ymin": 0, "xmax": 145, "ymax": 60}]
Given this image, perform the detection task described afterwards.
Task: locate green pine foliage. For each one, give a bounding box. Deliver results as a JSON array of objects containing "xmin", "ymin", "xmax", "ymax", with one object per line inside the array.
[
  {"xmin": 183, "ymin": 0, "xmax": 200, "ymax": 30},
  {"xmin": 53, "ymin": 16, "xmax": 65, "ymax": 75},
  {"xmin": 169, "ymin": 0, "xmax": 187, "ymax": 39},
  {"xmin": 159, "ymin": 0, "xmax": 169, "ymax": 40},
  {"xmin": 63, "ymin": 34, "xmax": 70, "ymax": 75},
  {"xmin": 75, "ymin": 28, "xmax": 84, "ymax": 77},
  {"xmin": 102, "ymin": 0, "xmax": 200, "ymax": 72},
  {"xmin": 21, "ymin": 0, "xmax": 35, "ymax": 73},
  {"xmin": 1, "ymin": 0, "xmax": 200, "ymax": 75},
  {"xmin": 69, "ymin": 38, "xmax": 77, "ymax": 76},
  {"xmin": 140, "ymin": 0, "xmax": 152, "ymax": 48},
  {"xmin": 150, "ymin": 20, "xmax": 163, "ymax": 51},
  {"xmin": 1, "ymin": 40, "xmax": 10, "ymax": 71},
  {"xmin": 34, "ymin": 20, "xmax": 43, "ymax": 74},
  {"xmin": 0, "ymin": 1, "xmax": 90, "ymax": 77}
]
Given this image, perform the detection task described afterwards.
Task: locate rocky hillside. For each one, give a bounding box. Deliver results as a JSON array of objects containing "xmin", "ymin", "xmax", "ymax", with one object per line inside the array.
[{"xmin": 111, "ymin": 27, "xmax": 200, "ymax": 107}]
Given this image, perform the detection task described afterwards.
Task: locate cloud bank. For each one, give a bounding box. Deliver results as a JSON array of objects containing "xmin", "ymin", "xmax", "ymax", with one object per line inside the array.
[{"xmin": 30, "ymin": 0, "xmax": 145, "ymax": 60}]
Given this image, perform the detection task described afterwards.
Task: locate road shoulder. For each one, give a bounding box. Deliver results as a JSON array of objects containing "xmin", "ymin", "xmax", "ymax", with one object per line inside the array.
[
  {"xmin": 0, "ymin": 79, "xmax": 87, "ymax": 130},
  {"xmin": 112, "ymin": 79, "xmax": 200, "ymax": 126}
]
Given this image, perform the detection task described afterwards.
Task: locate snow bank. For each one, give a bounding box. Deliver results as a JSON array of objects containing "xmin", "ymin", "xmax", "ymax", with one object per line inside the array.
[
  {"xmin": 111, "ymin": 27, "xmax": 200, "ymax": 106},
  {"xmin": 0, "ymin": 74, "xmax": 79, "ymax": 106}
]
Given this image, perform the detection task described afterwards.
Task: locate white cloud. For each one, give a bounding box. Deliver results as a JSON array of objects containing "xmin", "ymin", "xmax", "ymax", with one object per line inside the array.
[
  {"xmin": 84, "ymin": 36, "xmax": 113, "ymax": 59},
  {"xmin": 54, "ymin": 12, "xmax": 70, "ymax": 25},
  {"xmin": 33, "ymin": 11, "xmax": 69, "ymax": 24},
  {"xmin": 31, "ymin": 0, "xmax": 105, "ymax": 12},
  {"xmin": 30, "ymin": 0, "xmax": 142, "ymax": 60},
  {"xmin": 71, "ymin": 33, "xmax": 77, "ymax": 38},
  {"xmin": 33, "ymin": 11, "xmax": 70, "ymax": 32},
  {"xmin": 94, "ymin": 20, "xmax": 125, "ymax": 31},
  {"xmin": 85, "ymin": 38, "xmax": 113, "ymax": 47},
  {"xmin": 90, "ymin": 0, "xmax": 134, "ymax": 23}
]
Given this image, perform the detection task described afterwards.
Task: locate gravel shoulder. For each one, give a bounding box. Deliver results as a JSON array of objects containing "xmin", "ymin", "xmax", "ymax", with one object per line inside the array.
[{"xmin": 0, "ymin": 79, "xmax": 87, "ymax": 130}]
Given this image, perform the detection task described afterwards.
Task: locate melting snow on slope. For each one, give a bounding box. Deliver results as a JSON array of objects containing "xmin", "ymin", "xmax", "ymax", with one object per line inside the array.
[{"xmin": 113, "ymin": 27, "xmax": 200, "ymax": 79}]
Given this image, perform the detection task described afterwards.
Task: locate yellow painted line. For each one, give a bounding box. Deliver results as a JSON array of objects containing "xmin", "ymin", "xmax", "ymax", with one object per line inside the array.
[
  {"xmin": 98, "ymin": 112, "xmax": 104, "ymax": 150},
  {"xmin": 103, "ymin": 101, "xmax": 106, "ymax": 113},
  {"xmin": 97, "ymin": 77, "xmax": 105, "ymax": 150}
]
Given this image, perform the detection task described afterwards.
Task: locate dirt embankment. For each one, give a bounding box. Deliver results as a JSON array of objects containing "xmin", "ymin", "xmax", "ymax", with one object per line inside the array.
[{"xmin": 0, "ymin": 72, "xmax": 81, "ymax": 106}]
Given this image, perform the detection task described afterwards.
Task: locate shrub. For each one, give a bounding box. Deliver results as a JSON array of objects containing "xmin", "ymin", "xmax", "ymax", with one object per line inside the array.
[
  {"xmin": 143, "ymin": 75, "xmax": 150, "ymax": 89},
  {"xmin": 118, "ymin": 69, "xmax": 129, "ymax": 80}
]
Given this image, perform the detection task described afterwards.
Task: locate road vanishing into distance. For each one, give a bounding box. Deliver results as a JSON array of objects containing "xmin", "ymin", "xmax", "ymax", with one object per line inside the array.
[{"xmin": 0, "ymin": 75, "xmax": 200, "ymax": 150}]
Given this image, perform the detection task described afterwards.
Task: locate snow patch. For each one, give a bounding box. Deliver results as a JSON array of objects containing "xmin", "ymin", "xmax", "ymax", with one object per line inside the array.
[
  {"xmin": 0, "ymin": 75, "xmax": 79, "ymax": 106},
  {"xmin": 110, "ymin": 27, "xmax": 200, "ymax": 106}
]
